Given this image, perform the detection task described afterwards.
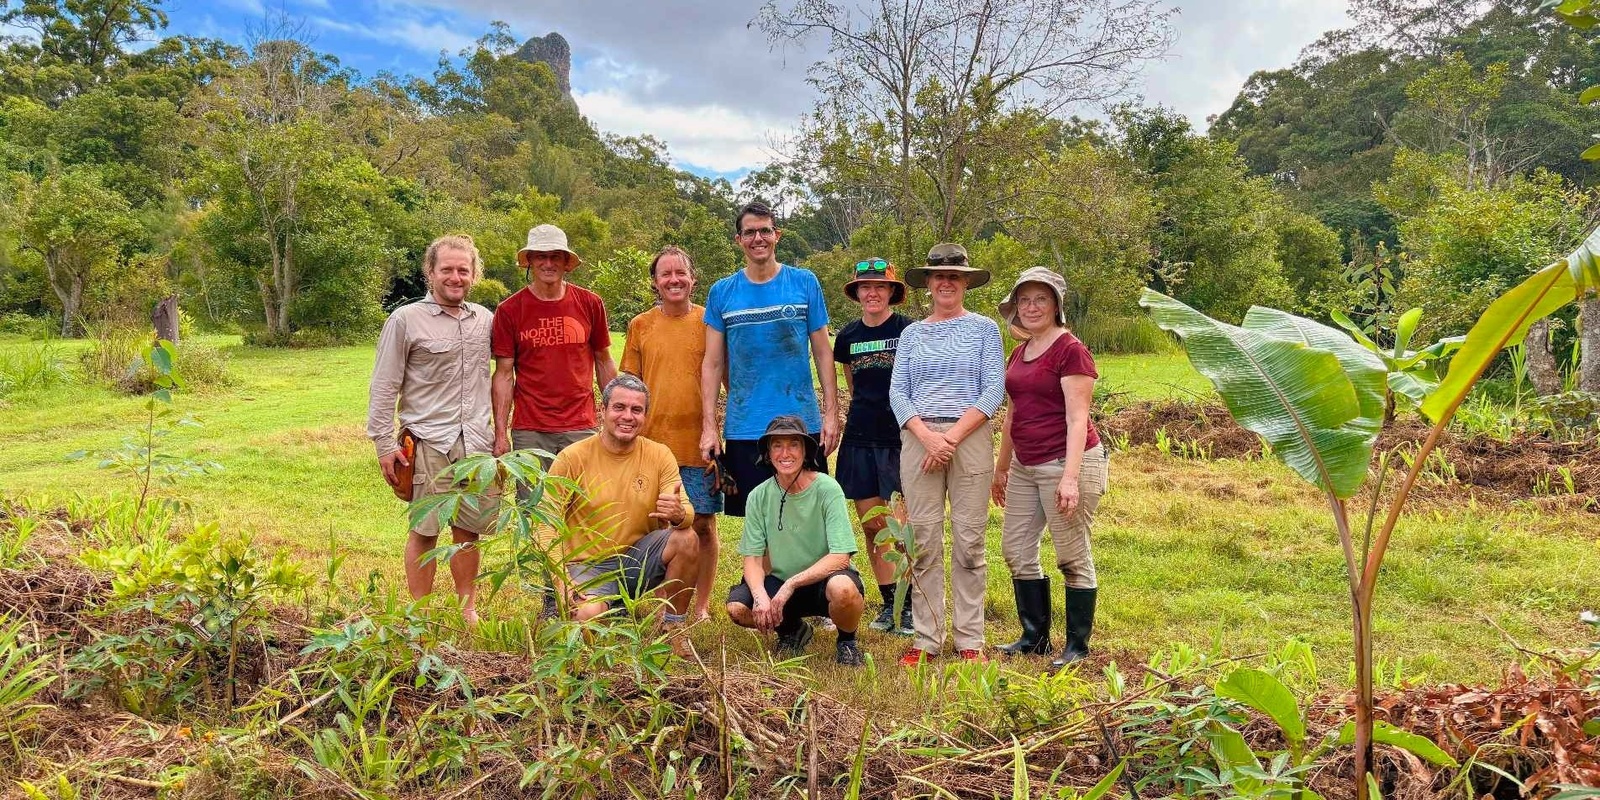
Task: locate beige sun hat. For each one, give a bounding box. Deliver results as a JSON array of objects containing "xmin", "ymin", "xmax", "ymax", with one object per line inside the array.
[
  {"xmin": 998, "ymin": 266, "xmax": 1069, "ymax": 329},
  {"xmin": 903, "ymin": 242, "xmax": 992, "ymax": 289},
  {"xmin": 516, "ymin": 224, "xmax": 582, "ymax": 270}
]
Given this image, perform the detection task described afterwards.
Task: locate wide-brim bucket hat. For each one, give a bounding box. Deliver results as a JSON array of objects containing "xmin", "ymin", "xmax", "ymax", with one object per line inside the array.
[
  {"xmin": 843, "ymin": 257, "xmax": 908, "ymax": 305},
  {"xmin": 516, "ymin": 224, "xmax": 582, "ymax": 270},
  {"xmin": 998, "ymin": 266, "xmax": 1069, "ymax": 329},
  {"xmin": 755, "ymin": 414, "xmax": 822, "ymax": 467},
  {"xmin": 903, "ymin": 242, "xmax": 991, "ymax": 290}
]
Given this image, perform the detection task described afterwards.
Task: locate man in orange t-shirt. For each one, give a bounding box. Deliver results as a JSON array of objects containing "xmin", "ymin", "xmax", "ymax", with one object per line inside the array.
[{"xmin": 621, "ymin": 245, "xmax": 717, "ymax": 619}]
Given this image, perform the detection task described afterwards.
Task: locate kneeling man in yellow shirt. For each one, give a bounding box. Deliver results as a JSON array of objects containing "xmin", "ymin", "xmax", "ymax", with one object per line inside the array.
[{"xmin": 547, "ymin": 374, "xmax": 701, "ymax": 625}]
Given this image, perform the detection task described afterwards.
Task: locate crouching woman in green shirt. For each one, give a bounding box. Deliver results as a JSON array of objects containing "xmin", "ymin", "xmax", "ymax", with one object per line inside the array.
[{"xmin": 726, "ymin": 415, "xmax": 868, "ymax": 666}]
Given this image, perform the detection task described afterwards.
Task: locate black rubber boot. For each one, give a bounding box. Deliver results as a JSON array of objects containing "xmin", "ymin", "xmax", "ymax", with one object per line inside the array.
[
  {"xmin": 996, "ymin": 578, "xmax": 1053, "ymax": 656},
  {"xmin": 1049, "ymin": 586, "xmax": 1097, "ymax": 672}
]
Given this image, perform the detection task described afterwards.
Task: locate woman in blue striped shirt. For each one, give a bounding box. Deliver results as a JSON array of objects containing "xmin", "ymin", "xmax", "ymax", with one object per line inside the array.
[{"xmin": 888, "ymin": 242, "xmax": 1006, "ymax": 666}]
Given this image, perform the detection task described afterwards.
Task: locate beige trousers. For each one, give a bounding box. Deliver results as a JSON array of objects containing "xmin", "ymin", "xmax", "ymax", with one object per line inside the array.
[
  {"xmin": 901, "ymin": 422, "xmax": 994, "ymax": 653},
  {"xmin": 999, "ymin": 445, "xmax": 1107, "ymax": 588}
]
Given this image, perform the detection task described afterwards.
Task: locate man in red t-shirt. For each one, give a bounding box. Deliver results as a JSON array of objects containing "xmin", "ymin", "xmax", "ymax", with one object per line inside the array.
[
  {"xmin": 491, "ymin": 223, "xmax": 617, "ymax": 470},
  {"xmin": 492, "ymin": 224, "xmax": 617, "ymax": 618}
]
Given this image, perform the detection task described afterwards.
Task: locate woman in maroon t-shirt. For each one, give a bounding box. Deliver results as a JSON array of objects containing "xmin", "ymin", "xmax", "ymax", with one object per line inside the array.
[{"xmin": 991, "ymin": 267, "xmax": 1109, "ymax": 672}]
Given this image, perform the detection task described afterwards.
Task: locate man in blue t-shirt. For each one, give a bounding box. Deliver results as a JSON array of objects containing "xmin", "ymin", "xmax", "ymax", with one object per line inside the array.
[{"xmin": 700, "ymin": 201, "xmax": 840, "ymax": 518}]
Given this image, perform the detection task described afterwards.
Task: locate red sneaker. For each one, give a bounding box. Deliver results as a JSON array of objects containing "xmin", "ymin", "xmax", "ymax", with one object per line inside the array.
[
  {"xmin": 958, "ymin": 649, "xmax": 988, "ymax": 663},
  {"xmin": 897, "ymin": 648, "xmax": 932, "ymax": 667}
]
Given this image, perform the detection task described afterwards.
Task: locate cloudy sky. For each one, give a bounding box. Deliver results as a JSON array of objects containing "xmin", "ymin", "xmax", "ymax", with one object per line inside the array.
[{"xmin": 158, "ymin": 0, "xmax": 1353, "ymax": 179}]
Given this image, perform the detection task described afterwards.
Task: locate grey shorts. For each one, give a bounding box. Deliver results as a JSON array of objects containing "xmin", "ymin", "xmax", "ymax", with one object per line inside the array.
[
  {"xmin": 565, "ymin": 527, "xmax": 675, "ymax": 608},
  {"xmin": 511, "ymin": 428, "xmax": 596, "ymax": 502},
  {"xmin": 511, "ymin": 428, "xmax": 597, "ymax": 469}
]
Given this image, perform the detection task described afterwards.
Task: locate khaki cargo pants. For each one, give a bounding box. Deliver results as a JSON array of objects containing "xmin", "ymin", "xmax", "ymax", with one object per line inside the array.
[
  {"xmin": 901, "ymin": 422, "xmax": 993, "ymax": 654},
  {"xmin": 1000, "ymin": 445, "xmax": 1108, "ymax": 588},
  {"xmin": 411, "ymin": 436, "xmax": 499, "ymax": 538}
]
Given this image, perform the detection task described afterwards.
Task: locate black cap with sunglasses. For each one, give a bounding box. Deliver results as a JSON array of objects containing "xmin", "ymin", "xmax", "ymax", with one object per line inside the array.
[{"xmin": 905, "ymin": 242, "xmax": 991, "ymax": 289}]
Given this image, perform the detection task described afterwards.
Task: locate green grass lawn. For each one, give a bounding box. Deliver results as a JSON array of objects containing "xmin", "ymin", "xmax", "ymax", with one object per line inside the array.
[{"xmin": 2, "ymin": 334, "xmax": 1595, "ymax": 694}]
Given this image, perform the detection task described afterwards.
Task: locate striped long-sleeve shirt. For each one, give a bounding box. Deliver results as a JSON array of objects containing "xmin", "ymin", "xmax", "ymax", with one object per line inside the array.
[{"xmin": 889, "ymin": 312, "xmax": 1006, "ymax": 426}]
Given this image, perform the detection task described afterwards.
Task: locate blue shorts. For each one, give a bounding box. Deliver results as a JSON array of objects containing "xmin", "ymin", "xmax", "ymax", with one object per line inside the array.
[
  {"xmin": 680, "ymin": 465, "xmax": 724, "ymax": 515},
  {"xmin": 835, "ymin": 443, "xmax": 902, "ymax": 501}
]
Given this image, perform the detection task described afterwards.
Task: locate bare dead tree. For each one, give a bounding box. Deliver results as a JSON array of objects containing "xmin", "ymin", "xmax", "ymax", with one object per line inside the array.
[{"xmin": 759, "ymin": 0, "xmax": 1174, "ymax": 265}]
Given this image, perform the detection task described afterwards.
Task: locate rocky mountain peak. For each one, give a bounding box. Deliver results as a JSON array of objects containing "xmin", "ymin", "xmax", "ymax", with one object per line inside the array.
[{"xmin": 515, "ymin": 32, "xmax": 572, "ymax": 98}]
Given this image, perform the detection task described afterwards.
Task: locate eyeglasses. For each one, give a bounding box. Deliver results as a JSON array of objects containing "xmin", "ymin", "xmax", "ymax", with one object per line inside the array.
[
  {"xmin": 1015, "ymin": 295, "xmax": 1055, "ymax": 307},
  {"xmin": 739, "ymin": 226, "xmax": 778, "ymax": 239},
  {"xmin": 927, "ymin": 254, "xmax": 967, "ymax": 266},
  {"xmin": 854, "ymin": 258, "xmax": 888, "ymax": 273}
]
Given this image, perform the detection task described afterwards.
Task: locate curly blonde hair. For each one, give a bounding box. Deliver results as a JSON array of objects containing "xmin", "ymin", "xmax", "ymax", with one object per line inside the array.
[{"xmin": 423, "ymin": 234, "xmax": 483, "ymax": 281}]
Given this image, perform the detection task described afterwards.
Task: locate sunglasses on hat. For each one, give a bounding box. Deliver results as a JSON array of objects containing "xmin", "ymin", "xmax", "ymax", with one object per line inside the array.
[
  {"xmin": 926, "ymin": 254, "xmax": 968, "ymax": 266},
  {"xmin": 854, "ymin": 258, "xmax": 889, "ymax": 273}
]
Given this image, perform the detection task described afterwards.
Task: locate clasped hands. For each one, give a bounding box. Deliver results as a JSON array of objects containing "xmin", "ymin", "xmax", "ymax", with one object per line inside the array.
[
  {"xmin": 749, "ymin": 582, "xmax": 795, "ymax": 632},
  {"xmin": 917, "ymin": 427, "xmax": 961, "ymax": 474}
]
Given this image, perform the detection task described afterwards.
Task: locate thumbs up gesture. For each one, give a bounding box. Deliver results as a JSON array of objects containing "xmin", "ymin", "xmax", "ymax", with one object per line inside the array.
[{"xmin": 650, "ymin": 483, "xmax": 687, "ymax": 528}]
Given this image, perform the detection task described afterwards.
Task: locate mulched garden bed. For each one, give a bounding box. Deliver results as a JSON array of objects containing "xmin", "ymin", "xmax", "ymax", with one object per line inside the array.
[{"xmin": 1099, "ymin": 400, "xmax": 1600, "ymax": 503}]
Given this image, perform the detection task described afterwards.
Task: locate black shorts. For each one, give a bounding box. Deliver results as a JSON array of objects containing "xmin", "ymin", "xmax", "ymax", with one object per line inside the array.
[
  {"xmin": 726, "ymin": 569, "xmax": 864, "ymax": 626},
  {"xmin": 835, "ymin": 442, "xmax": 902, "ymax": 501},
  {"xmin": 721, "ymin": 437, "xmax": 829, "ymax": 517}
]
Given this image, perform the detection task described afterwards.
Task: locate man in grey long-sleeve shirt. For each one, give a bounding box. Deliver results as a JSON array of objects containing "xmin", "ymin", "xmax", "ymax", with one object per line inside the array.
[{"xmin": 367, "ymin": 234, "xmax": 497, "ymax": 625}]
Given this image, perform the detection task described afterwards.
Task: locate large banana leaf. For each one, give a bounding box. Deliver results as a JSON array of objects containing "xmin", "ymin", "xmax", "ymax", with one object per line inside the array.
[
  {"xmin": 1141, "ymin": 290, "xmax": 1376, "ymax": 498},
  {"xmin": 1420, "ymin": 223, "xmax": 1599, "ymax": 422},
  {"xmin": 1243, "ymin": 307, "xmax": 1387, "ymax": 440}
]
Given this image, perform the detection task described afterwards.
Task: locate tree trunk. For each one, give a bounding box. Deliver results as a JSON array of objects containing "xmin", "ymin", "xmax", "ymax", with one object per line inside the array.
[
  {"xmin": 42, "ymin": 250, "xmax": 84, "ymax": 338},
  {"xmin": 276, "ymin": 238, "xmax": 294, "ymax": 336},
  {"xmin": 1524, "ymin": 318, "xmax": 1561, "ymax": 396},
  {"xmin": 153, "ymin": 295, "xmax": 180, "ymax": 343},
  {"xmin": 1580, "ymin": 296, "xmax": 1600, "ymax": 393}
]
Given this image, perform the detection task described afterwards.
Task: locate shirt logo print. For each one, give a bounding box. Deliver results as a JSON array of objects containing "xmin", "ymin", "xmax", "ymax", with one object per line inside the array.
[
  {"xmin": 849, "ymin": 337, "xmax": 898, "ymax": 355},
  {"xmin": 520, "ymin": 316, "xmax": 586, "ymax": 347}
]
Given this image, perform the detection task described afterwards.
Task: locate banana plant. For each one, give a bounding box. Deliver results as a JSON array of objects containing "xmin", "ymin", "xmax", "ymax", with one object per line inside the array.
[
  {"xmin": 1330, "ymin": 307, "xmax": 1465, "ymax": 422},
  {"xmin": 1198, "ymin": 666, "xmax": 1458, "ymax": 800},
  {"xmin": 1139, "ymin": 223, "xmax": 1600, "ymax": 800}
]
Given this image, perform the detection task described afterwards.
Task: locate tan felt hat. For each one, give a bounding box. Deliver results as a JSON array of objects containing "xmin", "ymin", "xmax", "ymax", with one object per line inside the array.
[{"xmin": 904, "ymin": 242, "xmax": 991, "ymax": 289}]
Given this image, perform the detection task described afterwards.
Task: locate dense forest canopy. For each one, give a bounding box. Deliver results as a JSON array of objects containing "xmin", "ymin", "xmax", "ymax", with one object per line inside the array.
[{"xmin": 0, "ymin": 0, "xmax": 1596, "ymax": 381}]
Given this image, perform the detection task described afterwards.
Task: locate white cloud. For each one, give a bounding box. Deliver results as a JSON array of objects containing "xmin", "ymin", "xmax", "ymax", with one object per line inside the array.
[
  {"xmin": 173, "ymin": 0, "xmax": 1364, "ymax": 171},
  {"xmin": 217, "ymin": 0, "xmax": 268, "ymax": 16},
  {"xmin": 574, "ymin": 89, "xmax": 781, "ymax": 174},
  {"xmin": 310, "ymin": 13, "xmax": 475, "ymax": 58},
  {"xmin": 379, "ymin": 19, "xmax": 477, "ymax": 56},
  {"xmin": 1142, "ymin": 0, "xmax": 1352, "ymax": 128}
]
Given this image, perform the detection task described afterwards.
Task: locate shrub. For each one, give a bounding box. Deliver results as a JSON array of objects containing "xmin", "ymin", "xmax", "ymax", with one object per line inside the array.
[
  {"xmin": 1077, "ymin": 314, "xmax": 1178, "ymax": 354},
  {"xmin": 79, "ymin": 327, "xmax": 146, "ymax": 391},
  {"xmin": 0, "ymin": 343, "xmax": 72, "ymax": 399},
  {"xmin": 468, "ymin": 278, "xmax": 510, "ymax": 309},
  {"xmin": 0, "ymin": 312, "xmax": 54, "ymax": 340},
  {"xmin": 81, "ymin": 328, "xmax": 231, "ymax": 393}
]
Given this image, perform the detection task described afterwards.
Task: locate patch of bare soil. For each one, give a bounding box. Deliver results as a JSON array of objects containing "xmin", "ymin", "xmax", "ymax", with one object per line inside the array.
[{"xmin": 1100, "ymin": 400, "xmax": 1600, "ymax": 503}]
